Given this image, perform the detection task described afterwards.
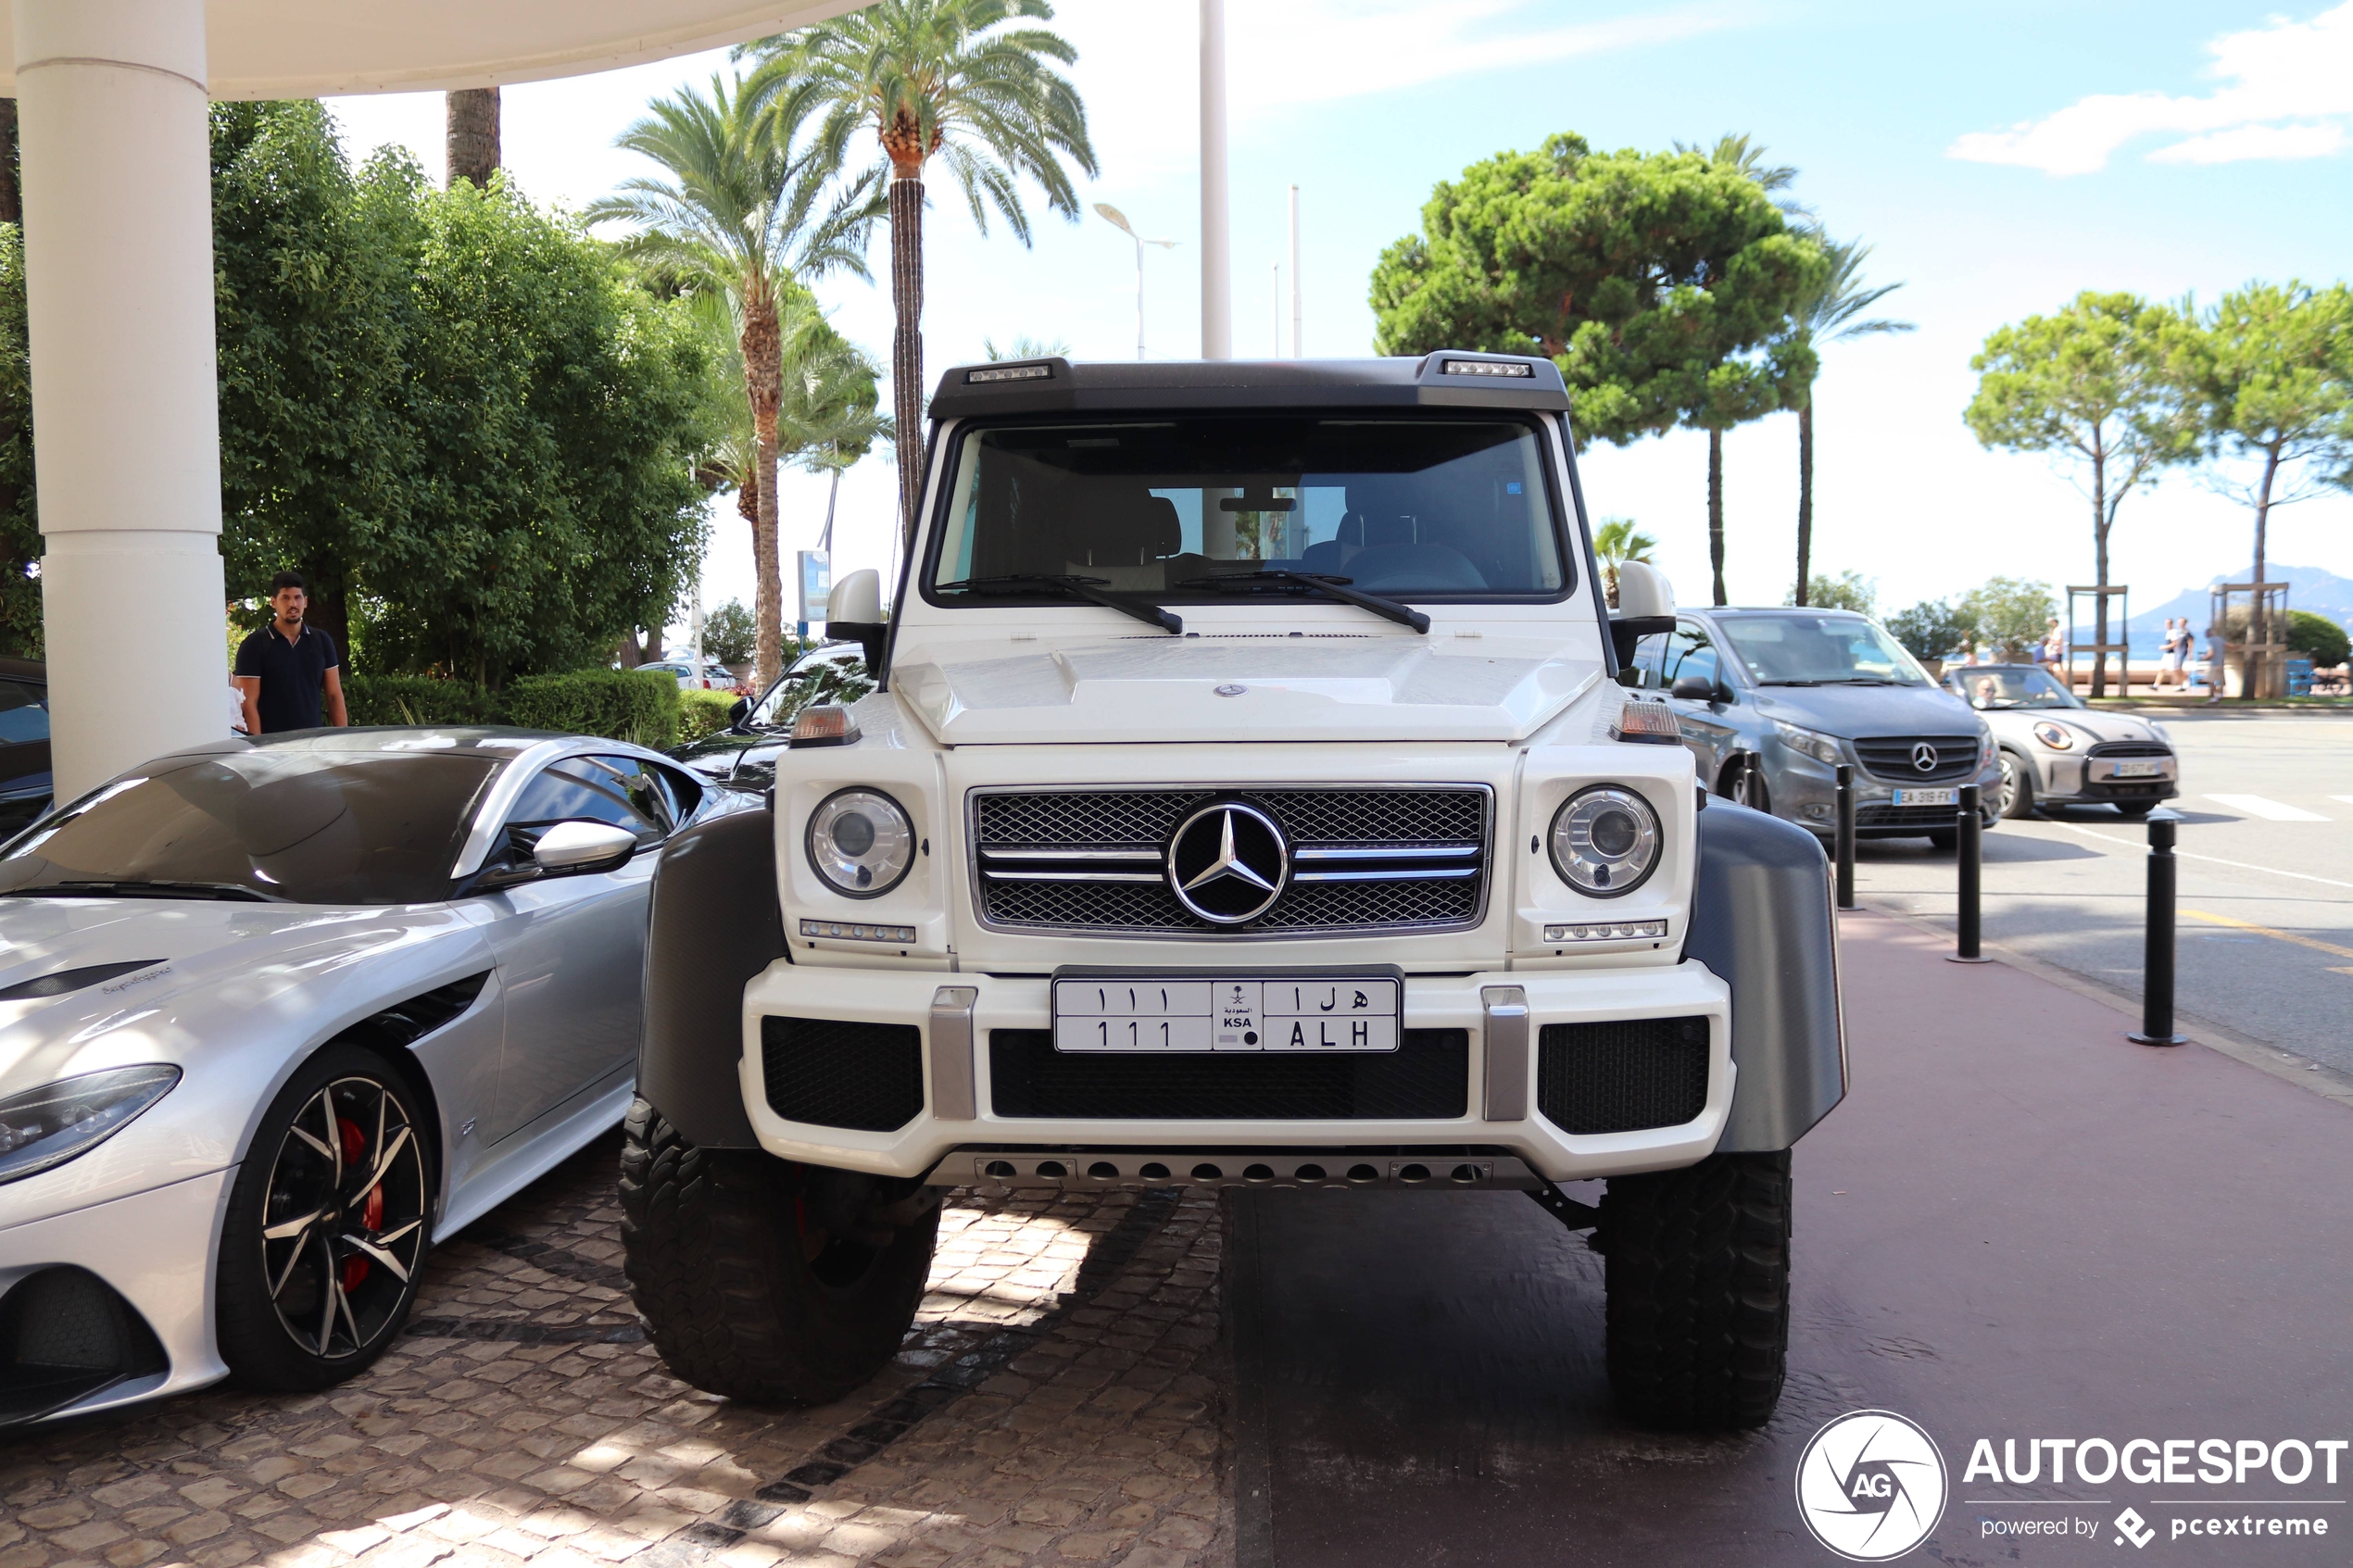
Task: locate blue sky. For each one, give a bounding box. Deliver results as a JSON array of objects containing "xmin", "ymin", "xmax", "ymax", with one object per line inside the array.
[{"xmin": 326, "ymin": 0, "xmax": 2353, "ymax": 638}]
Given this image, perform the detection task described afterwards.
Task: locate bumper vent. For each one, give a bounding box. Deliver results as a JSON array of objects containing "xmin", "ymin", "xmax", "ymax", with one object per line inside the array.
[
  {"xmin": 0, "ymin": 1266, "xmax": 168, "ymax": 1427},
  {"xmin": 761, "ymin": 1017, "xmax": 925, "ymax": 1132},
  {"xmin": 1854, "ymin": 735, "xmax": 1978, "ymax": 784},
  {"xmin": 1536, "ymin": 1017, "xmax": 1709, "ymax": 1135},
  {"xmin": 988, "ymin": 1029, "xmax": 1468, "ymax": 1120}
]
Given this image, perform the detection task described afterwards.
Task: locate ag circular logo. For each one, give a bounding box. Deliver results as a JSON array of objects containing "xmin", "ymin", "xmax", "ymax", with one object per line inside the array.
[
  {"xmin": 1165, "ymin": 800, "xmax": 1289, "ymax": 924},
  {"xmin": 1794, "ymin": 1410, "xmax": 1948, "ymax": 1562}
]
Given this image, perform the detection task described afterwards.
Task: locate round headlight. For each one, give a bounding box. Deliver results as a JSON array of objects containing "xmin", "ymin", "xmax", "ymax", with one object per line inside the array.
[
  {"xmin": 1549, "ymin": 784, "xmax": 1662, "ymax": 898},
  {"xmin": 806, "ymin": 788, "xmax": 915, "ymax": 898},
  {"xmin": 2032, "ymin": 721, "xmax": 2073, "ymax": 750}
]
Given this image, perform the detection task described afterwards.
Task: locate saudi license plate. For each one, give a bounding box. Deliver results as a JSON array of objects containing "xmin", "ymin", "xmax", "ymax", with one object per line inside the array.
[
  {"xmin": 2109, "ymin": 759, "xmax": 2162, "ymax": 778},
  {"xmin": 1051, "ymin": 974, "xmax": 1401, "ymax": 1053},
  {"xmin": 1892, "ymin": 786, "xmax": 1958, "ymax": 807}
]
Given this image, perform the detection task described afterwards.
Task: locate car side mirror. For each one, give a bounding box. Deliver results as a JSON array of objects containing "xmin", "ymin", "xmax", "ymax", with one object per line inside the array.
[
  {"xmin": 531, "ymin": 820, "xmax": 638, "ymax": 877},
  {"xmin": 727, "ymin": 696, "xmax": 751, "ymax": 732},
  {"xmin": 1615, "ymin": 560, "xmax": 1674, "ymax": 621},
  {"xmin": 826, "ymin": 569, "xmax": 888, "ymax": 675},
  {"xmin": 1669, "ymin": 672, "xmax": 1718, "ymax": 702}
]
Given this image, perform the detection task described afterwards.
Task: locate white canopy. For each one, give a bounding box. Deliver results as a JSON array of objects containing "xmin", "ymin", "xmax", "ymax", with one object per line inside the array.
[{"xmin": 0, "ymin": 1, "xmax": 862, "ymax": 97}]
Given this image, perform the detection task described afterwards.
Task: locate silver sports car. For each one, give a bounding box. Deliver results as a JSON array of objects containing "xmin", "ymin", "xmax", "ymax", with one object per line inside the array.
[{"xmin": 0, "ymin": 728, "xmax": 746, "ymax": 1427}]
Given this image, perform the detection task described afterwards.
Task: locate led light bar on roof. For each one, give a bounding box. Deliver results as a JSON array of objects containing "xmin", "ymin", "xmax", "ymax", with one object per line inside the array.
[
  {"xmin": 966, "ymin": 363, "xmax": 1052, "ymax": 383},
  {"xmin": 1441, "ymin": 359, "xmax": 1534, "ymax": 378}
]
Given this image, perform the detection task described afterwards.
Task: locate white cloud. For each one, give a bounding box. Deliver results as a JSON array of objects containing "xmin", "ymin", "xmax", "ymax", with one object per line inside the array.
[
  {"xmin": 1948, "ymin": 1, "xmax": 2353, "ymax": 175},
  {"xmin": 2147, "ymin": 120, "xmax": 2348, "ymax": 165}
]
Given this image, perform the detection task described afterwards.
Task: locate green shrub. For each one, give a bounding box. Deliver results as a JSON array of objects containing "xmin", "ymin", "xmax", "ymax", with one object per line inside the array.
[
  {"xmin": 499, "ymin": 668, "xmax": 682, "ymax": 749},
  {"xmin": 2286, "ymin": 609, "xmax": 2349, "ymax": 670},
  {"xmin": 678, "ymin": 688, "xmax": 740, "ymax": 746},
  {"xmin": 343, "ymin": 673, "xmax": 495, "ymax": 727}
]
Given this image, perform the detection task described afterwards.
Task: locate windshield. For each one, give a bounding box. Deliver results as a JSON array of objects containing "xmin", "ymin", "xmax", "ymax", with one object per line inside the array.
[
  {"xmin": 0, "ymin": 751, "xmax": 501, "ymax": 905},
  {"xmin": 1717, "ymin": 614, "xmax": 1931, "ymax": 686},
  {"xmin": 926, "ymin": 415, "xmax": 1568, "ymax": 602},
  {"xmin": 1951, "ymin": 667, "xmax": 2082, "ymax": 709}
]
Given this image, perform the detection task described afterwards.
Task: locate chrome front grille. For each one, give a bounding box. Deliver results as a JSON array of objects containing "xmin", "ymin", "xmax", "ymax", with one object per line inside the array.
[
  {"xmin": 1853, "ymin": 735, "xmax": 1978, "ymax": 784},
  {"xmin": 970, "ymin": 785, "xmax": 1491, "ymax": 937}
]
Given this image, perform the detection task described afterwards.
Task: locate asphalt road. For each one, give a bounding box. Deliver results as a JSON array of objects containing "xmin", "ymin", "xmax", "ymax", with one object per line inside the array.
[{"xmin": 1850, "ymin": 712, "xmax": 2353, "ymax": 1076}]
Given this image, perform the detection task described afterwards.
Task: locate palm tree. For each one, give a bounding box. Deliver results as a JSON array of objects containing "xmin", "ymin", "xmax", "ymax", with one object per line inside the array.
[
  {"xmin": 589, "ymin": 75, "xmax": 883, "ymax": 687},
  {"xmin": 446, "ymin": 89, "xmax": 500, "ymax": 188},
  {"xmin": 689, "ymin": 286, "xmax": 890, "ymax": 644},
  {"xmin": 1677, "ymin": 134, "xmax": 1804, "ymax": 605},
  {"xmin": 745, "ymin": 0, "xmax": 1097, "ymax": 548},
  {"xmin": 1592, "ymin": 518, "xmax": 1658, "ymax": 608},
  {"xmin": 1783, "ymin": 233, "xmax": 1911, "ymax": 606}
]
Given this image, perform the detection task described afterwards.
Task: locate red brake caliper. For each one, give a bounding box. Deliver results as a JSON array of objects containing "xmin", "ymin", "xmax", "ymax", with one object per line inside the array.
[{"xmin": 336, "ymin": 1116, "xmax": 380, "ymax": 1290}]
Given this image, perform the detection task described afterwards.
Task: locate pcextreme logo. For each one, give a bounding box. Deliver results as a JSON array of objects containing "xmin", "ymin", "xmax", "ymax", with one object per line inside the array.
[{"xmin": 1795, "ymin": 1411, "xmax": 1950, "ymax": 1562}]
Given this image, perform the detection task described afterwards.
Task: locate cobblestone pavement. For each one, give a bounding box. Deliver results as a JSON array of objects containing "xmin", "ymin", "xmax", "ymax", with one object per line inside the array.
[{"xmin": 1, "ymin": 1136, "xmax": 1232, "ymax": 1568}]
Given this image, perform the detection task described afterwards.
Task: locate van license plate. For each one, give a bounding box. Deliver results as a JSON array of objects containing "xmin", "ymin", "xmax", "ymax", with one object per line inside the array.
[
  {"xmin": 1051, "ymin": 976, "xmax": 1401, "ymax": 1053},
  {"xmin": 1892, "ymin": 786, "xmax": 1958, "ymax": 807}
]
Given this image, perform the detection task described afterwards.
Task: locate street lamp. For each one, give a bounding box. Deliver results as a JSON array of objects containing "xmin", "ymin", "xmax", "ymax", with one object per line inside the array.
[{"xmin": 1094, "ymin": 203, "xmax": 1178, "ymax": 361}]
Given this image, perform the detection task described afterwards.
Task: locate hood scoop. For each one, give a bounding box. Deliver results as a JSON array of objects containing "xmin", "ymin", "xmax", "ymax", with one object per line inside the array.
[{"xmin": 0, "ymin": 959, "xmax": 169, "ymax": 1002}]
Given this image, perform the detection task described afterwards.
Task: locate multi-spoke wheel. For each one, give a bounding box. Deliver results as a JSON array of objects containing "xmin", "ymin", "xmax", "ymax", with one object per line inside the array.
[{"xmin": 217, "ymin": 1046, "xmax": 433, "ymax": 1390}]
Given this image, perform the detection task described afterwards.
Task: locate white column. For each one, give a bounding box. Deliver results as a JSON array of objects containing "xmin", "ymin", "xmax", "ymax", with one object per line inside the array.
[
  {"xmin": 16, "ymin": 0, "xmax": 225, "ymax": 801},
  {"xmin": 1288, "ymin": 183, "xmax": 1302, "ymax": 358},
  {"xmin": 1198, "ymin": 0, "xmax": 1230, "ymax": 360}
]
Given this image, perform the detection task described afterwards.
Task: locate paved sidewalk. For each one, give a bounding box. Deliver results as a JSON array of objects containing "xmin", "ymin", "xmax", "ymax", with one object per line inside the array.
[
  {"xmin": 1230, "ymin": 911, "xmax": 2353, "ymax": 1566},
  {"xmin": 0, "ymin": 1149, "xmax": 1230, "ymax": 1568}
]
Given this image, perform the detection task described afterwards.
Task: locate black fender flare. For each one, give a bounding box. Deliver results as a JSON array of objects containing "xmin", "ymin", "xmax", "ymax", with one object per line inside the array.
[
  {"xmin": 638, "ymin": 806, "xmax": 783, "ymax": 1148},
  {"xmin": 1685, "ymin": 799, "xmax": 1847, "ymax": 1151}
]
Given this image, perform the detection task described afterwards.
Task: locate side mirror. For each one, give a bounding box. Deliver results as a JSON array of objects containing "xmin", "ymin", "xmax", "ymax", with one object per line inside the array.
[
  {"xmin": 1669, "ymin": 672, "xmax": 1719, "ymax": 703},
  {"xmin": 531, "ymin": 820, "xmax": 639, "ymax": 876},
  {"xmin": 825, "ymin": 568, "xmax": 889, "ymax": 676},
  {"xmin": 1615, "ymin": 560, "xmax": 1675, "ymax": 621},
  {"xmin": 727, "ymin": 696, "xmax": 751, "ymax": 732}
]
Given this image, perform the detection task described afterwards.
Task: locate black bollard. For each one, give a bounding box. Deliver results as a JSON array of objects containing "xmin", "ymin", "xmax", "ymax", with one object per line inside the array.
[
  {"xmin": 2128, "ymin": 810, "xmax": 2186, "ymax": 1045},
  {"xmin": 1948, "ymin": 784, "xmax": 1992, "ymax": 963},
  {"xmin": 1834, "ymin": 764, "xmax": 1856, "ymax": 910}
]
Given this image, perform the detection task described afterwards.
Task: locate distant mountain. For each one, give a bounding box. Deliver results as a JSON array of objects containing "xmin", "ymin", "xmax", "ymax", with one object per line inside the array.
[{"xmin": 2063, "ymin": 564, "xmax": 2353, "ymax": 646}]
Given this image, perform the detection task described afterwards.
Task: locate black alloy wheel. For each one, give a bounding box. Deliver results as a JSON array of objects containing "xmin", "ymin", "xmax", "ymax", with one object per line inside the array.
[
  {"xmin": 1723, "ymin": 757, "xmax": 1769, "ymax": 815},
  {"xmin": 217, "ymin": 1047, "xmax": 433, "ymax": 1389}
]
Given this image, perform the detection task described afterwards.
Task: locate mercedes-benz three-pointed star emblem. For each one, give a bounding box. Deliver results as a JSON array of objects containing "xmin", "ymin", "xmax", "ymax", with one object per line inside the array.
[
  {"xmin": 1165, "ymin": 800, "xmax": 1290, "ymax": 924},
  {"xmin": 1910, "ymin": 741, "xmax": 1940, "ymax": 773}
]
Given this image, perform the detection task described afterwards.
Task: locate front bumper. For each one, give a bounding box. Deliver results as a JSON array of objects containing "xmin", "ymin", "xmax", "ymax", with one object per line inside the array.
[
  {"xmin": 737, "ymin": 960, "xmax": 1733, "ymax": 1185},
  {"xmin": 1769, "ymin": 752, "xmax": 2005, "ymax": 837},
  {"xmin": 2034, "ymin": 751, "xmax": 2180, "ymax": 806},
  {"xmin": 0, "ymin": 1168, "xmax": 233, "ymax": 1425}
]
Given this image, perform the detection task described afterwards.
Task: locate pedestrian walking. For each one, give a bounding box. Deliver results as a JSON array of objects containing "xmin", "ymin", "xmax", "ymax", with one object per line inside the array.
[
  {"xmin": 2036, "ymin": 617, "xmax": 2065, "ymax": 670},
  {"xmin": 2156, "ymin": 618, "xmax": 2186, "ymax": 691},
  {"xmin": 233, "ymin": 571, "xmax": 348, "ymax": 734}
]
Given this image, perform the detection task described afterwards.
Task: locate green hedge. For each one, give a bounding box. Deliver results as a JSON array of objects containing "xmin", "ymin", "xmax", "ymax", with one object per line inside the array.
[
  {"xmin": 499, "ymin": 669, "xmax": 682, "ymax": 750},
  {"xmin": 678, "ymin": 688, "xmax": 739, "ymax": 746},
  {"xmin": 344, "ymin": 673, "xmax": 496, "ymax": 727}
]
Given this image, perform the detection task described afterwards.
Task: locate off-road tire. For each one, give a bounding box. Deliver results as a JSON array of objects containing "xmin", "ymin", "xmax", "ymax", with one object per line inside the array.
[
  {"xmin": 1601, "ymin": 1149, "xmax": 1792, "ymax": 1431},
  {"xmin": 1996, "ymin": 750, "xmax": 2036, "ymax": 819},
  {"xmin": 618, "ymin": 1098, "xmax": 938, "ymax": 1405}
]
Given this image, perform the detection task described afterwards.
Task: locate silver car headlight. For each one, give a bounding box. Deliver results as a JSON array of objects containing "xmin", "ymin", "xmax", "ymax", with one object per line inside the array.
[
  {"xmin": 1772, "ymin": 720, "xmax": 1844, "ymax": 767},
  {"xmin": 0, "ymin": 1064, "xmax": 181, "ymax": 1185},
  {"xmin": 806, "ymin": 787, "xmax": 915, "ymax": 898},
  {"xmin": 1549, "ymin": 785, "xmax": 1662, "ymax": 898},
  {"xmin": 1979, "ymin": 724, "xmax": 1998, "ymax": 768},
  {"xmin": 2031, "ymin": 721, "xmax": 2073, "ymax": 751}
]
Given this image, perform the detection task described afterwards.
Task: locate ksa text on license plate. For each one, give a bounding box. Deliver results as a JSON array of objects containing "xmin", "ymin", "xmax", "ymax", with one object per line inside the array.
[{"xmin": 1052, "ymin": 975, "xmax": 1401, "ymax": 1052}]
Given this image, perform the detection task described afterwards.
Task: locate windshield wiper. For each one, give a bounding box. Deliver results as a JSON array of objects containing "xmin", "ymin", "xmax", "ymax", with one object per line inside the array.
[
  {"xmin": 1173, "ymin": 570, "xmax": 1430, "ymax": 633},
  {"xmin": 1758, "ymin": 679, "xmax": 1825, "ymax": 686},
  {"xmin": 937, "ymin": 574, "xmax": 1181, "ymax": 634},
  {"xmin": 0, "ymin": 880, "xmax": 282, "ymax": 903}
]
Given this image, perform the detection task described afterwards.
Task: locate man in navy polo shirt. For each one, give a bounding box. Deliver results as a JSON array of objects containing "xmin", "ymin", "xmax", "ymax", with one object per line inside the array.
[{"xmin": 234, "ymin": 571, "xmax": 348, "ymax": 734}]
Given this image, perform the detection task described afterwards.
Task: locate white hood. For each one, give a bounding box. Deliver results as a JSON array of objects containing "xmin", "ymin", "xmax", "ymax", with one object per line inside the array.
[{"xmin": 890, "ymin": 634, "xmax": 1603, "ymax": 746}]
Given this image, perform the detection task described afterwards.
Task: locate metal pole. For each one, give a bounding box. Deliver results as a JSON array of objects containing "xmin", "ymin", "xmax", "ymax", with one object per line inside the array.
[
  {"xmin": 2129, "ymin": 811, "xmax": 2185, "ymax": 1045},
  {"xmin": 1288, "ymin": 183, "xmax": 1302, "ymax": 358},
  {"xmin": 1834, "ymin": 764, "xmax": 1856, "ymax": 911},
  {"xmin": 1133, "ymin": 234, "xmax": 1146, "ymax": 360},
  {"xmin": 1198, "ymin": 0, "xmax": 1230, "ymax": 359},
  {"xmin": 1949, "ymin": 784, "xmax": 1992, "ymax": 963},
  {"xmin": 1272, "ymin": 261, "xmax": 1281, "ymax": 357}
]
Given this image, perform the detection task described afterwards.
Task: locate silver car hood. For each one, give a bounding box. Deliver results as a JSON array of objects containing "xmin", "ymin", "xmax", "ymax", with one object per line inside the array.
[
  {"xmin": 1982, "ymin": 708, "xmax": 2167, "ymax": 746},
  {"xmin": 0, "ymin": 897, "xmax": 489, "ymax": 1097},
  {"xmin": 890, "ymin": 634, "xmax": 1604, "ymax": 746}
]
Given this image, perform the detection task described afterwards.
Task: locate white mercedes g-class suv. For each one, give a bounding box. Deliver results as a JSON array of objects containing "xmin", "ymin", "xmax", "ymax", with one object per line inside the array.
[{"xmin": 625, "ymin": 353, "xmax": 1845, "ymax": 1431}]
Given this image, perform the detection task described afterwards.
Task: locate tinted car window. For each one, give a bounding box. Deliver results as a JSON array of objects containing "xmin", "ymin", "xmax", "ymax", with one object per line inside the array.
[
  {"xmin": 0, "ymin": 752, "xmax": 502, "ymax": 904},
  {"xmin": 0, "ymin": 682, "xmax": 48, "ymax": 745},
  {"xmin": 506, "ymin": 757, "xmax": 668, "ymax": 845},
  {"xmin": 1629, "ymin": 633, "xmax": 1667, "ymax": 690},
  {"xmin": 1663, "ymin": 624, "xmax": 1720, "ymax": 689},
  {"xmin": 1949, "ymin": 668, "xmax": 2082, "ymax": 709}
]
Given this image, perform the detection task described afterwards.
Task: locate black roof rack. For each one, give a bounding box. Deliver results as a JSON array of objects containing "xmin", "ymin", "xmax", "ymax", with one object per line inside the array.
[{"xmin": 926, "ymin": 352, "xmax": 1568, "ymax": 420}]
